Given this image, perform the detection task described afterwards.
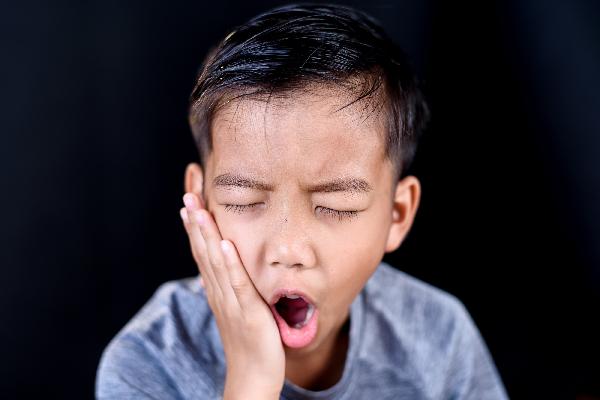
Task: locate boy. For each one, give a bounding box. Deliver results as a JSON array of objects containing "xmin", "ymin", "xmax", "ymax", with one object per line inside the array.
[{"xmin": 96, "ymin": 3, "xmax": 508, "ymax": 399}]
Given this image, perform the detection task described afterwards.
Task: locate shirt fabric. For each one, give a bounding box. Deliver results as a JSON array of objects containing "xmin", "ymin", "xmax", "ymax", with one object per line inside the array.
[{"xmin": 96, "ymin": 261, "xmax": 509, "ymax": 399}]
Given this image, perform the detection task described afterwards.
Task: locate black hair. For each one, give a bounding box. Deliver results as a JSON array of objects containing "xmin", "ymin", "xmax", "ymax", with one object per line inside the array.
[{"xmin": 188, "ymin": 2, "xmax": 430, "ymax": 183}]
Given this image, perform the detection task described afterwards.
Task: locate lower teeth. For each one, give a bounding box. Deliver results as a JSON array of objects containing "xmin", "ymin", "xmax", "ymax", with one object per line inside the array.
[{"xmin": 292, "ymin": 304, "xmax": 314, "ymax": 329}]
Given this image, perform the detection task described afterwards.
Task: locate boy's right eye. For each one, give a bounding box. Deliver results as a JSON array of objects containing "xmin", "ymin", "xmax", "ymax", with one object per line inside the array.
[{"xmin": 223, "ymin": 203, "xmax": 261, "ymax": 214}]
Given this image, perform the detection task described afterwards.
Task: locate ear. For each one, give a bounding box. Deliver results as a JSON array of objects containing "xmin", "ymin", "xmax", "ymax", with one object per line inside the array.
[
  {"xmin": 384, "ymin": 175, "xmax": 422, "ymax": 253},
  {"xmin": 184, "ymin": 162, "xmax": 206, "ymax": 209}
]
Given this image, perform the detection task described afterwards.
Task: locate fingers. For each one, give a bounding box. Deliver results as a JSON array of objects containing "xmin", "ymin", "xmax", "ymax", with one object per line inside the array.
[
  {"xmin": 182, "ymin": 193, "xmax": 237, "ymax": 306},
  {"xmin": 179, "ymin": 213, "xmax": 207, "ymax": 293},
  {"xmin": 180, "ymin": 192, "xmax": 263, "ymax": 313},
  {"xmin": 220, "ymin": 239, "xmax": 262, "ymax": 312},
  {"xmin": 180, "ymin": 196, "xmax": 219, "ymax": 300},
  {"xmin": 180, "ymin": 207, "xmax": 210, "ymax": 271}
]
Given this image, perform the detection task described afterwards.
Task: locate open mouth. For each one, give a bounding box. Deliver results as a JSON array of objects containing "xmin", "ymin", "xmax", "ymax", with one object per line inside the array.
[
  {"xmin": 270, "ymin": 291, "xmax": 319, "ymax": 348},
  {"xmin": 274, "ymin": 295, "xmax": 315, "ymax": 329}
]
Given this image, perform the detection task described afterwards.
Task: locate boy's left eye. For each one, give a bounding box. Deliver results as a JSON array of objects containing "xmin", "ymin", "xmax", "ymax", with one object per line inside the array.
[
  {"xmin": 314, "ymin": 206, "xmax": 359, "ymax": 221},
  {"xmin": 222, "ymin": 203, "xmax": 359, "ymax": 221}
]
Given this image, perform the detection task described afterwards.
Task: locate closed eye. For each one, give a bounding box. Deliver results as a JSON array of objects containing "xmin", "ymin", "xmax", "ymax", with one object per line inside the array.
[
  {"xmin": 223, "ymin": 203, "xmax": 261, "ymax": 214},
  {"xmin": 315, "ymin": 206, "xmax": 359, "ymax": 221},
  {"xmin": 223, "ymin": 203, "xmax": 359, "ymax": 221}
]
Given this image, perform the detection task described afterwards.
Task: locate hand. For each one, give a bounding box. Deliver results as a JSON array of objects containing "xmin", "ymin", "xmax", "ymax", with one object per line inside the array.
[{"xmin": 179, "ymin": 192, "xmax": 285, "ymax": 400}]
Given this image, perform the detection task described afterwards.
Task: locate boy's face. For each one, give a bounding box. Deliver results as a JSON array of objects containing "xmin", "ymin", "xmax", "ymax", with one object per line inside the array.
[{"xmin": 186, "ymin": 87, "xmax": 420, "ymax": 355}]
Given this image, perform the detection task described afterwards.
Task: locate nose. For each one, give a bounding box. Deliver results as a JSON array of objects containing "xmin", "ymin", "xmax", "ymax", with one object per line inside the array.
[{"xmin": 264, "ymin": 212, "xmax": 317, "ymax": 270}]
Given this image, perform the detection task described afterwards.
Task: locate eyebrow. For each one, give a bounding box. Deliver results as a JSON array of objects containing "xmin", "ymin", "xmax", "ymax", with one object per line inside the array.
[{"xmin": 212, "ymin": 173, "xmax": 373, "ymax": 194}]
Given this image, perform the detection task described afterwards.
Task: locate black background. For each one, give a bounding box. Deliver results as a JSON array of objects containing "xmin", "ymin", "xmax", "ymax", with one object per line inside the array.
[{"xmin": 1, "ymin": 0, "xmax": 598, "ymax": 398}]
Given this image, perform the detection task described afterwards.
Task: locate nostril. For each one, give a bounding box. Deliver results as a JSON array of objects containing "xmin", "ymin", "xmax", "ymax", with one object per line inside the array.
[
  {"xmin": 266, "ymin": 236, "xmax": 317, "ymax": 270},
  {"xmin": 270, "ymin": 261, "xmax": 304, "ymax": 269}
]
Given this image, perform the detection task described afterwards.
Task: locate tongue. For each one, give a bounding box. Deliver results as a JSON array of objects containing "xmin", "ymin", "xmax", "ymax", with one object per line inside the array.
[{"xmin": 275, "ymin": 298, "xmax": 308, "ymax": 326}]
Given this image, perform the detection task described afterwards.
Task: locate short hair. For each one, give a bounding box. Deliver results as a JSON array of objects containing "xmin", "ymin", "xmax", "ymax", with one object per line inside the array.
[{"xmin": 188, "ymin": 2, "xmax": 430, "ymax": 183}]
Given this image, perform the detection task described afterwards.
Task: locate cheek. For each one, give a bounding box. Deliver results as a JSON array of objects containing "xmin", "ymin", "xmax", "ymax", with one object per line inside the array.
[
  {"xmin": 212, "ymin": 211, "xmax": 258, "ymax": 268},
  {"xmin": 322, "ymin": 259, "xmax": 377, "ymax": 330},
  {"xmin": 329, "ymin": 252, "xmax": 379, "ymax": 304},
  {"xmin": 323, "ymin": 209, "xmax": 390, "ymax": 307},
  {"xmin": 325, "ymin": 206, "xmax": 390, "ymax": 264}
]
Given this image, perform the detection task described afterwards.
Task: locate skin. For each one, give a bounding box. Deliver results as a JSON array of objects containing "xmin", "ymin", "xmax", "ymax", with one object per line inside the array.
[{"xmin": 179, "ymin": 87, "xmax": 421, "ymax": 398}]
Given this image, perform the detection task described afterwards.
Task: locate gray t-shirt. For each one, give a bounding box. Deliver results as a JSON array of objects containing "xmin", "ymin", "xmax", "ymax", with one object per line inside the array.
[{"xmin": 96, "ymin": 261, "xmax": 509, "ymax": 399}]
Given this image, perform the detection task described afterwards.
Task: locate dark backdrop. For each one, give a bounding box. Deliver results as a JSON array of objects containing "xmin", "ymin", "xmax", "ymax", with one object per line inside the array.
[{"xmin": 1, "ymin": 0, "xmax": 598, "ymax": 398}]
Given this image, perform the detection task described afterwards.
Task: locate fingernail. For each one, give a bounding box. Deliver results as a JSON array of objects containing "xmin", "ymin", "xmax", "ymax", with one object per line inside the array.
[
  {"xmin": 179, "ymin": 208, "xmax": 189, "ymax": 223},
  {"xmin": 183, "ymin": 193, "xmax": 196, "ymax": 209}
]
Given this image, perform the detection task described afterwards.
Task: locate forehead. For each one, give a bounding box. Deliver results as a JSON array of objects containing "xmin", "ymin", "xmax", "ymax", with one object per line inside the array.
[{"xmin": 209, "ymin": 88, "xmax": 388, "ymax": 183}]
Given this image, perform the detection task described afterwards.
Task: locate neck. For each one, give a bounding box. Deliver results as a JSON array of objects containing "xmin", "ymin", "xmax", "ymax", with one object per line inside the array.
[{"xmin": 284, "ymin": 314, "xmax": 351, "ymax": 391}]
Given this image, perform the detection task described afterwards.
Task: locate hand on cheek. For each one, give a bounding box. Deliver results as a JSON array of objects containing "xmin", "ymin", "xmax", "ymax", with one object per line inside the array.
[{"xmin": 179, "ymin": 192, "xmax": 285, "ymax": 400}]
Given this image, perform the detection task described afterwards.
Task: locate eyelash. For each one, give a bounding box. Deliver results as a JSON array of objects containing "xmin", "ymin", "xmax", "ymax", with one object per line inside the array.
[
  {"xmin": 223, "ymin": 204, "xmax": 359, "ymax": 221},
  {"xmin": 316, "ymin": 206, "xmax": 359, "ymax": 221}
]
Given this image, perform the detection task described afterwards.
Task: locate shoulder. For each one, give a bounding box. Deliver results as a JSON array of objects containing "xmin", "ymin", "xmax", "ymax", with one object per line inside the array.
[
  {"xmin": 114, "ymin": 276, "xmax": 212, "ymax": 342},
  {"xmin": 365, "ymin": 261, "xmax": 469, "ymax": 338},
  {"xmin": 360, "ymin": 261, "xmax": 508, "ymax": 399},
  {"xmin": 362, "ymin": 261, "xmax": 471, "ymax": 361},
  {"xmin": 96, "ymin": 276, "xmax": 223, "ymax": 399}
]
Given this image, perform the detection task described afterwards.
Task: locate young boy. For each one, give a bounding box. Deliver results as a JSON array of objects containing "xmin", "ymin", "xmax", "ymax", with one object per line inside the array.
[{"xmin": 96, "ymin": 3, "xmax": 508, "ymax": 399}]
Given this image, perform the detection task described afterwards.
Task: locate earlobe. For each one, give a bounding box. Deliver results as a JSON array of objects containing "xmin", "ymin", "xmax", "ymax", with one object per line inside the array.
[
  {"xmin": 184, "ymin": 162, "xmax": 206, "ymax": 208},
  {"xmin": 384, "ymin": 176, "xmax": 421, "ymax": 253}
]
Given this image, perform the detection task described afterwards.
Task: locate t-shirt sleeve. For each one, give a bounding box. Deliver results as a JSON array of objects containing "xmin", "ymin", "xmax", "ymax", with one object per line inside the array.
[
  {"xmin": 442, "ymin": 300, "xmax": 509, "ymax": 400},
  {"xmin": 95, "ymin": 334, "xmax": 220, "ymax": 400},
  {"xmin": 95, "ymin": 336, "xmax": 184, "ymax": 399}
]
